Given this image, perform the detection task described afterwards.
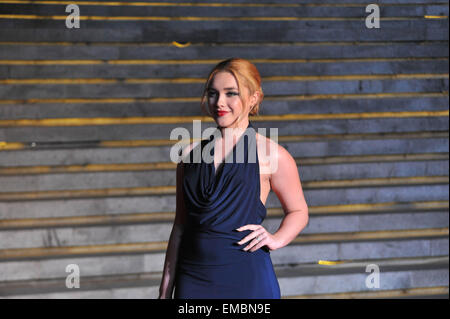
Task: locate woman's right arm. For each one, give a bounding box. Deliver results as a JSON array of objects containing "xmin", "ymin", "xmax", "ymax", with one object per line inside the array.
[
  {"xmin": 158, "ymin": 160, "xmax": 188, "ymax": 299},
  {"xmin": 158, "ymin": 162, "xmax": 186, "ymax": 299}
]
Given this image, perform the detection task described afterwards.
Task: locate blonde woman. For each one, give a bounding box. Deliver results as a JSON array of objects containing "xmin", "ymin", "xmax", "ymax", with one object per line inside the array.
[{"xmin": 159, "ymin": 58, "xmax": 309, "ymax": 299}]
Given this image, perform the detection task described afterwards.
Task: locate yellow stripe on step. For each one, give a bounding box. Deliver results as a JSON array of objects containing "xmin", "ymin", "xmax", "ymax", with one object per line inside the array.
[
  {"xmin": 0, "ymin": 14, "xmax": 430, "ymax": 21},
  {"xmin": 0, "ymin": 73, "xmax": 447, "ymax": 84},
  {"xmin": 0, "ymin": 176, "xmax": 447, "ymax": 201},
  {"xmin": 0, "ymin": 111, "xmax": 447, "ymax": 127},
  {"xmin": 0, "ymin": 57, "xmax": 446, "ymax": 65}
]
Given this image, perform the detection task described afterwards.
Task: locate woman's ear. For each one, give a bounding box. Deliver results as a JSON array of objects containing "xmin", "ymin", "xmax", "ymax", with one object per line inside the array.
[{"xmin": 249, "ymin": 91, "xmax": 260, "ymax": 109}]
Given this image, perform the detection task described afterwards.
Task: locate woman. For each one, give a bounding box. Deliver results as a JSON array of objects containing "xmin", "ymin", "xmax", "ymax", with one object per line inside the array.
[{"xmin": 158, "ymin": 58, "xmax": 309, "ymax": 299}]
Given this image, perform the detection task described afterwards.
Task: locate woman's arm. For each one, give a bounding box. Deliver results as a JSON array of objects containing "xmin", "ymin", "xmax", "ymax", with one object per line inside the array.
[
  {"xmin": 237, "ymin": 143, "xmax": 309, "ymax": 252},
  {"xmin": 269, "ymin": 145, "xmax": 309, "ymax": 249},
  {"xmin": 158, "ymin": 161, "xmax": 188, "ymax": 298},
  {"xmin": 158, "ymin": 222, "xmax": 184, "ymax": 298}
]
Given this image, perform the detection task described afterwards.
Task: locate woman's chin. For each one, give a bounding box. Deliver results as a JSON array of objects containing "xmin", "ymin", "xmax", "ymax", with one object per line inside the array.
[{"xmin": 215, "ymin": 116, "xmax": 232, "ymax": 126}]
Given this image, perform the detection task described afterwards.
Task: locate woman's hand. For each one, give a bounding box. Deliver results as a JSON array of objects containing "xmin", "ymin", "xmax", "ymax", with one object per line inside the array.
[{"xmin": 236, "ymin": 224, "xmax": 281, "ymax": 252}]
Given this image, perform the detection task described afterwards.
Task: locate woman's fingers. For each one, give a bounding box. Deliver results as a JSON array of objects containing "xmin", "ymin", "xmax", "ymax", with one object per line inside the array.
[
  {"xmin": 236, "ymin": 225, "xmax": 264, "ymax": 245},
  {"xmin": 236, "ymin": 224, "xmax": 268, "ymax": 251},
  {"xmin": 242, "ymin": 231, "xmax": 266, "ymax": 251},
  {"xmin": 236, "ymin": 224, "xmax": 260, "ymax": 232},
  {"xmin": 248, "ymin": 235, "xmax": 268, "ymax": 252},
  {"xmin": 237, "ymin": 224, "xmax": 283, "ymax": 252},
  {"xmin": 244, "ymin": 233, "xmax": 267, "ymax": 252}
]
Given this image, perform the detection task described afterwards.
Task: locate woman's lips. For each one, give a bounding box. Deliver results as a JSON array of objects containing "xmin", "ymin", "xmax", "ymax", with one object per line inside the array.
[{"xmin": 217, "ymin": 111, "xmax": 229, "ymax": 117}]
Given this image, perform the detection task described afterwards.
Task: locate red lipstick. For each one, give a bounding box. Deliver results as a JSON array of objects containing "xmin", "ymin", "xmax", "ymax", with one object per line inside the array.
[{"xmin": 217, "ymin": 111, "xmax": 229, "ymax": 117}]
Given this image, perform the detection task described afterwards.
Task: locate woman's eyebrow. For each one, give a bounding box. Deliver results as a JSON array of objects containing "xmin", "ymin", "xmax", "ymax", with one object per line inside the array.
[{"xmin": 207, "ymin": 87, "xmax": 238, "ymax": 91}]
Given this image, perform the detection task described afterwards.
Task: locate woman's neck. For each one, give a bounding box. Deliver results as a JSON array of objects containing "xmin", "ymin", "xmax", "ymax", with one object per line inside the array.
[{"xmin": 217, "ymin": 118, "xmax": 250, "ymax": 139}]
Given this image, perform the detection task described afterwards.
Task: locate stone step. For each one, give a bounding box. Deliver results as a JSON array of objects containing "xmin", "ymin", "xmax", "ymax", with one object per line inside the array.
[
  {"xmin": 76, "ymin": 0, "xmax": 450, "ymax": 3},
  {"xmin": 0, "ymin": 228, "xmax": 447, "ymax": 261},
  {"xmin": 2, "ymin": 113, "xmax": 448, "ymax": 132},
  {"xmin": 1, "ymin": 73, "xmax": 447, "ymax": 82},
  {"xmin": 1, "ymin": 152, "xmax": 447, "ymax": 174},
  {"xmin": 0, "ymin": 12, "xmax": 446, "ymax": 27},
  {"xmin": 1, "ymin": 96, "xmax": 448, "ymax": 119},
  {"xmin": 1, "ymin": 10, "xmax": 446, "ymax": 23},
  {"xmin": 2, "ymin": 91, "xmax": 445, "ymax": 105},
  {"xmin": 0, "ymin": 42, "xmax": 447, "ymax": 61},
  {"xmin": 0, "ymin": 210, "xmax": 448, "ymax": 249},
  {"xmin": 279, "ymin": 255, "xmax": 449, "ymax": 297},
  {"xmin": 0, "ymin": 175, "xmax": 448, "ymax": 201},
  {"xmin": 2, "ymin": 60, "xmax": 448, "ymax": 81},
  {"xmin": 0, "ymin": 20, "xmax": 446, "ymax": 42},
  {"xmin": 1, "ymin": 3, "xmax": 448, "ymax": 17},
  {"xmin": 290, "ymin": 286, "xmax": 449, "ymax": 299},
  {"xmin": 12, "ymin": 0, "xmax": 444, "ymax": 4},
  {"xmin": 0, "ymin": 234, "xmax": 447, "ymax": 281},
  {"xmin": 0, "ymin": 199, "xmax": 447, "ymax": 229},
  {"xmin": 2, "ymin": 183, "xmax": 447, "ymax": 219},
  {"xmin": 1, "ymin": 77, "xmax": 448, "ymax": 99},
  {"xmin": 3, "ymin": 285, "xmax": 448, "ymax": 299},
  {"xmin": 1, "ymin": 117, "xmax": 448, "ymax": 142},
  {"xmin": 0, "ymin": 159, "xmax": 447, "ymax": 192},
  {"xmin": 0, "ymin": 256, "xmax": 448, "ymax": 298},
  {"xmin": 0, "ymin": 131, "xmax": 447, "ymax": 164},
  {"xmin": 0, "ymin": 228, "xmax": 448, "ymax": 265},
  {"xmin": 281, "ymin": 270, "xmax": 449, "ymax": 298}
]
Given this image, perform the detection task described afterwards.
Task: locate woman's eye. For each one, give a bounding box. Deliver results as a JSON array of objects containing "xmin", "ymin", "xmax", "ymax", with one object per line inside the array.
[{"xmin": 208, "ymin": 91, "xmax": 238, "ymax": 98}]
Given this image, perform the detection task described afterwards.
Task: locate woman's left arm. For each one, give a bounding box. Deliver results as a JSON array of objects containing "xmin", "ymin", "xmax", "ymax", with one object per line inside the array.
[{"xmin": 237, "ymin": 144, "xmax": 309, "ymax": 252}]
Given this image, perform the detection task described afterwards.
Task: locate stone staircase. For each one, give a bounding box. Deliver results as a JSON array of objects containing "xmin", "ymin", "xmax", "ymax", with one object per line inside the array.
[{"xmin": 0, "ymin": 0, "xmax": 448, "ymax": 298}]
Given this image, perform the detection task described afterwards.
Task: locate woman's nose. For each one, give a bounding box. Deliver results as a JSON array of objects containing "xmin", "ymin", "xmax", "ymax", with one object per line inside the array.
[{"xmin": 217, "ymin": 93, "xmax": 227, "ymax": 107}]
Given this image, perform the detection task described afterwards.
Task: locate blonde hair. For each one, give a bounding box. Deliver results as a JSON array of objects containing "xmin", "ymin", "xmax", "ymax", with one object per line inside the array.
[{"xmin": 200, "ymin": 58, "xmax": 264, "ymax": 117}]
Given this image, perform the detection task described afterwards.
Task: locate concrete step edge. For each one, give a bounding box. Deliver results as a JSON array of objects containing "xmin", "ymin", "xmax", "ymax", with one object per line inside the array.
[
  {"xmin": 0, "ymin": 152, "xmax": 447, "ymax": 176},
  {"xmin": 0, "ymin": 23, "xmax": 445, "ymax": 42},
  {"xmin": 1, "ymin": 40, "xmax": 448, "ymax": 47},
  {"xmin": 0, "ymin": 175, "xmax": 448, "ymax": 201},
  {"xmin": 0, "ymin": 91, "xmax": 447, "ymax": 106},
  {"xmin": 284, "ymin": 286, "xmax": 449, "ymax": 299},
  {"xmin": 1, "ymin": 14, "xmax": 445, "ymax": 22},
  {"xmin": 0, "ymin": 110, "xmax": 449, "ymax": 128},
  {"xmin": 0, "ymin": 130, "xmax": 448, "ymax": 152},
  {"xmin": 0, "ymin": 227, "xmax": 447, "ymax": 261},
  {"xmin": 0, "ymin": 255, "xmax": 447, "ymax": 297},
  {"xmin": 276, "ymin": 255, "xmax": 449, "ymax": 277},
  {"xmin": 0, "ymin": 57, "xmax": 448, "ymax": 66},
  {"xmin": 3, "ymin": 0, "xmax": 449, "ymax": 9},
  {"xmin": 0, "ymin": 200, "xmax": 447, "ymax": 230},
  {"xmin": 1, "ymin": 73, "xmax": 448, "ymax": 83}
]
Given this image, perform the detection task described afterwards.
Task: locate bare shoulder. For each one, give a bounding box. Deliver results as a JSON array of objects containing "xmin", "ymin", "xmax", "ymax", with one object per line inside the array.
[{"xmin": 255, "ymin": 132, "xmax": 292, "ymax": 176}]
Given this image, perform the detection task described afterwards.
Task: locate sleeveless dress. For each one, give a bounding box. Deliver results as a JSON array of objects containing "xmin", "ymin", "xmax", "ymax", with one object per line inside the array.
[{"xmin": 174, "ymin": 121, "xmax": 281, "ymax": 299}]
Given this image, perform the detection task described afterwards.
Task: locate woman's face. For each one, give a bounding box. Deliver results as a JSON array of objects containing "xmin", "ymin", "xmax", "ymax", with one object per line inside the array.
[{"xmin": 207, "ymin": 71, "xmax": 251, "ymax": 129}]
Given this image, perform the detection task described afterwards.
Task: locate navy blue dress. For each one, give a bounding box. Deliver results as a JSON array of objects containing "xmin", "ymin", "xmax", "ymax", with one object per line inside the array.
[{"xmin": 174, "ymin": 121, "xmax": 281, "ymax": 299}]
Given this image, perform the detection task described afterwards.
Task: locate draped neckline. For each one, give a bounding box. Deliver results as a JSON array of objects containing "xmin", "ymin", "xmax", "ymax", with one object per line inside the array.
[{"xmin": 210, "ymin": 121, "xmax": 253, "ymax": 179}]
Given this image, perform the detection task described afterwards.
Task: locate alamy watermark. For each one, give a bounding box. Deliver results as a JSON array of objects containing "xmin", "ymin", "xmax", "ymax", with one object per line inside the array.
[
  {"xmin": 63, "ymin": 4, "xmax": 380, "ymax": 29},
  {"xmin": 65, "ymin": 264, "xmax": 80, "ymax": 289},
  {"xmin": 65, "ymin": 4, "xmax": 80, "ymax": 29},
  {"xmin": 365, "ymin": 264, "xmax": 380, "ymax": 289},
  {"xmin": 170, "ymin": 120, "xmax": 279, "ymax": 173},
  {"xmin": 365, "ymin": 4, "xmax": 380, "ymax": 29}
]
